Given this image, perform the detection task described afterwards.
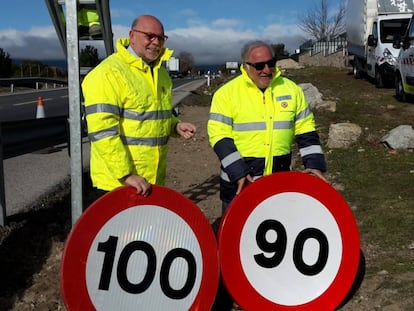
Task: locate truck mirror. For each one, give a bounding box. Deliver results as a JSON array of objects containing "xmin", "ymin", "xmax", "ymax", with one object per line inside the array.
[
  {"xmin": 393, "ymin": 34, "xmax": 402, "ymax": 49},
  {"xmin": 402, "ymin": 39, "xmax": 411, "ymax": 50},
  {"xmin": 392, "ymin": 41, "xmax": 401, "ymax": 49},
  {"xmin": 367, "ymin": 35, "xmax": 377, "ymax": 46}
]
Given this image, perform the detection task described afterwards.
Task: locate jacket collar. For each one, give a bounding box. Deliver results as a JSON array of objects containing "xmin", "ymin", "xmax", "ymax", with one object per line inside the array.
[{"xmin": 116, "ymin": 37, "xmax": 174, "ymax": 71}]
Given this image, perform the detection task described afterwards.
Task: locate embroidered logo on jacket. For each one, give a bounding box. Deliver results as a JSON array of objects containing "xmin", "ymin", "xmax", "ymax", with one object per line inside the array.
[{"xmin": 276, "ymin": 95, "xmax": 291, "ymax": 109}]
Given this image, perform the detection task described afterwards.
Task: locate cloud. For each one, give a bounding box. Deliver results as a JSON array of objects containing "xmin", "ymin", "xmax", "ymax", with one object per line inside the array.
[
  {"xmin": 263, "ymin": 23, "xmax": 307, "ymax": 53},
  {"xmin": 165, "ymin": 26, "xmax": 254, "ymax": 64},
  {"xmin": 0, "ymin": 26, "xmax": 65, "ymax": 60},
  {"xmin": 164, "ymin": 22, "xmax": 305, "ymax": 65},
  {"xmin": 211, "ymin": 18, "xmax": 242, "ymax": 29},
  {"xmin": 1, "ymin": 21, "xmax": 305, "ymax": 65}
]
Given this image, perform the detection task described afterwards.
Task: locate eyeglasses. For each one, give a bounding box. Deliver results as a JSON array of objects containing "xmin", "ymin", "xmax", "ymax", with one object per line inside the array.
[
  {"xmin": 132, "ymin": 29, "xmax": 168, "ymax": 42},
  {"xmin": 245, "ymin": 58, "xmax": 277, "ymax": 70}
]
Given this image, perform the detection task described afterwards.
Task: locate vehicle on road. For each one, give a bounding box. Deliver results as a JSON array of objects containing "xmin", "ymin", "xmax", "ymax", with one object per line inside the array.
[{"xmin": 346, "ymin": 0, "xmax": 412, "ymax": 88}]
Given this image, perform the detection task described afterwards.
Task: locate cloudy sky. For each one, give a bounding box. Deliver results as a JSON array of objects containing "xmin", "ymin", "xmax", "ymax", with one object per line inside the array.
[{"xmin": 0, "ymin": 0, "xmax": 343, "ymax": 65}]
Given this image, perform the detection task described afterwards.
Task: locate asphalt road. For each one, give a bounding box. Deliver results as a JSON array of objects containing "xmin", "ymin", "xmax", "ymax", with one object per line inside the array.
[
  {"xmin": 0, "ymin": 78, "xmax": 199, "ymax": 122},
  {"xmin": 2, "ymin": 78, "xmax": 206, "ymax": 220}
]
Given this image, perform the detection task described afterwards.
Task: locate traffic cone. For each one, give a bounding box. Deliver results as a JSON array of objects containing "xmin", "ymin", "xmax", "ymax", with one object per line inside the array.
[
  {"xmin": 36, "ymin": 96, "xmax": 45, "ymax": 118},
  {"xmin": 34, "ymin": 96, "xmax": 60, "ymax": 154},
  {"xmin": 33, "ymin": 96, "xmax": 60, "ymax": 154}
]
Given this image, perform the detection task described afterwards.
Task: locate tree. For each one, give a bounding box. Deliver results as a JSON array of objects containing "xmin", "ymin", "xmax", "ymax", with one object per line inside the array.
[
  {"xmin": 0, "ymin": 48, "xmax": 13, "ymax": 78},
  {"xmin": 80, "ymin": 45, "xmax": 100, "ymax": 67},
  {"xmin": 178, "ymin": 51, "xmax": 195, "ymax": 75},
  {"xmin": 271, "ymin": 44, "xmax": 290, "ymax": 60},
  {"xmin": 298, "ymin": 0, "xmax": 346, "ymax": 41},
  {"xmin": 19, "ymin": 60, "xmax": 41, "ymax": 77}
]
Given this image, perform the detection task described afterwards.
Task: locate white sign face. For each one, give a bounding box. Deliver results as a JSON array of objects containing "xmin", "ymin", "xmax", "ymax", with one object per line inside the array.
[
  {"xmin": 85, "ymin": 205, "xmax": 202, "ymax": 311},
  {"xmin": 226, "ymin": 61, "xmax": 239, "ymax": 69},
  {"xmin": 167, "ymin": 57, "xmax": 180, "ymax": 71},
  {"xmin": 239, "ymin": 192, "xmax": 342, "ymax": 305}
]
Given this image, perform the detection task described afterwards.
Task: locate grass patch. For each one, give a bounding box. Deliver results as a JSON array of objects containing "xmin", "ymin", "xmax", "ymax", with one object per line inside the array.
[{"xmin": 285, "ymin": 66, "xmax": 414, "ymax": 278}]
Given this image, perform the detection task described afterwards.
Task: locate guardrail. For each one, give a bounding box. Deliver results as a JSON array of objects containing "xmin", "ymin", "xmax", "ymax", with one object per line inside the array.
[
  {"xmin": 0, "ymin": 77, "xmax": 68, "ymax": 92},
  {"xmin": 0, "ymin": 116, "xmax": 69, "ymax": 226}
]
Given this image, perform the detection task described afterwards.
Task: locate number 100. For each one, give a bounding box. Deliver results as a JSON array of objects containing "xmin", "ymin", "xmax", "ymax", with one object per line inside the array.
[{"xmin": 96, "ymin": 236, "xmax": 197, "ymax": 299}]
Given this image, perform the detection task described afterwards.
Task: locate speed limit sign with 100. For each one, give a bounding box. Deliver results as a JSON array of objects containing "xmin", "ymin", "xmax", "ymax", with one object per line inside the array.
[
  {"xmin": 218, "ymin": 171, "xmax": 361, "ymax": 311},
  {"xmin": 61, "ymin": 185, "xmax": 220, "ymax": 311}
]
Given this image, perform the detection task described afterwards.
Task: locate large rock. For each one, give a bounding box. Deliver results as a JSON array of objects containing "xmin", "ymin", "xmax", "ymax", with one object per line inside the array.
[
  {"xmin": 298, "ymin": 83, "xmax": 337, "ymax": 112},
  {"xmin": 299, "ymin": 83, "xmax": 323, "ymax": 110},
  {"xmin": 327, "ymin": 123, "xmax": 362, "ymax": 148},
  {"xmin": 277, "ymin": 58, "xmax": 304, "ymax": 70},
  {"xmin": 381, "ymin": 125, "xmax": 414, "ymax": 149}
]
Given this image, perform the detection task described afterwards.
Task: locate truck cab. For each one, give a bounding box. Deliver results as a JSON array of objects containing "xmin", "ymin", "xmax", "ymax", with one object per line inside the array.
[
  {"xmin": 394, "ymin": 14, "xmax": 414, "ymax": 101},
  {"xmin": 365, "ymin": 14, "xmax": 410, "ymax": 87}
]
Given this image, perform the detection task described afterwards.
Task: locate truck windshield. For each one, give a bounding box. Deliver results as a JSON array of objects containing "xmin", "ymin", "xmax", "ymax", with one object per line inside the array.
[{"xmin": 380, "ymin": 19, "xmax": 410, "ymax": 43}]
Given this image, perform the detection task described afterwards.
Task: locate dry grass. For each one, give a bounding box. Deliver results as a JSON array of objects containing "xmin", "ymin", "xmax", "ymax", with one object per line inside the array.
[{"xmin": 286, "ymin": 66, "xmax": 414, "ymax": 309}]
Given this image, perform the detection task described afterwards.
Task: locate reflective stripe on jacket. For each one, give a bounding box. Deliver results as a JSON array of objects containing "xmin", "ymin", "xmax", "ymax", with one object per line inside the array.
[
  {"xmin": 82, "ymin": 38, "xmax": 178, "ymax": 190},
  {"xmin": 207, "ymin": 65, "xmax": 326, "ymax": 202}
]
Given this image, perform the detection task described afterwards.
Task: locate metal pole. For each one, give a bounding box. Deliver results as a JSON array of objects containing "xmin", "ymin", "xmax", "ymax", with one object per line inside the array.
[
  {"xmin": 44, "ymin": 0, "xmax": 67, "ymax": 57},
  {"xmin": 0, "ymin": 125, "xmax": 6, "ymax": 226},
  {"xmin": 66, "ymin": 0, "xmax": 84, "ymax": 226}
]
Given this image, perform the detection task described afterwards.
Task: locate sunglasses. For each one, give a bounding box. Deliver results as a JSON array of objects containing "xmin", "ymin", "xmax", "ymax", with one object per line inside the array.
[
  {"xmin": 132, "ymin": 29, "xmax": 168, "ymax": 42},
  {"xmin": 245, "ymin": 58, "xmax": 277, "ymax": 70}
]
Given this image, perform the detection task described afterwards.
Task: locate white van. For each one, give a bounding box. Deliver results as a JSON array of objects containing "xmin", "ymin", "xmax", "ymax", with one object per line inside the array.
[
  {"xmin": 394, "ymin": 14, "xmax": 414, "ymax": 101},
  {"xmin": 346, "ymin": 0, "xmax": 412, "ymax": 88}
]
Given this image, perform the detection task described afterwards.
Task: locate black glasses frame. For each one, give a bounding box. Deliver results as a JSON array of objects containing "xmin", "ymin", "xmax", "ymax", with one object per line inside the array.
[
  {"xmin": 132, "ymin": 29, "xmax": 168, "ymax": 42},
  {"xmin": 245, "ymin": 58, "xmax": 277, "ymax": 70}
]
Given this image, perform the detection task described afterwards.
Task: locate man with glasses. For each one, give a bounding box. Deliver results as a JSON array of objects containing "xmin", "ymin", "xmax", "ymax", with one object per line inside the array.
[
  {"xmin": 82, "ymin": 15, "xmax": 196, "ymax": 199},
  {"xmin": 208, "ymin": 40, "xmax": 327, "ymax": 213}
]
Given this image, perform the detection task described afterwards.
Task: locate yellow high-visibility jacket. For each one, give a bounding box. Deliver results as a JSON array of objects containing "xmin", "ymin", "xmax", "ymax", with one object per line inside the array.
[
  {"xmin": 82, "ymin": 38, "xmax": 178, "ymax": 191},
  {"xmin": 208, "ymin": 65, "xmax": 326, "ymax": 203},
  {"xmin": 78, "ymin": 7, "xmax": 100, "ymax": 27}
]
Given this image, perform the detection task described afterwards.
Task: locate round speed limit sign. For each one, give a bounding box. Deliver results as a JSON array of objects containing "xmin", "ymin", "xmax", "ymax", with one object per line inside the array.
[
  {"xmin": 218, "ymin": 172, "xmax": 360, "ymax": 310},
  {"xmin": 61, "ymin": 185, "xmax": 219, "ymax": 311}
]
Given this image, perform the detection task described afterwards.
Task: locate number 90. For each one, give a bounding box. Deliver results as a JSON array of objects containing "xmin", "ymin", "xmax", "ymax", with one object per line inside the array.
[{"xmin": 254, "ymin": 219, "xmax": 329, "ymax": 276}]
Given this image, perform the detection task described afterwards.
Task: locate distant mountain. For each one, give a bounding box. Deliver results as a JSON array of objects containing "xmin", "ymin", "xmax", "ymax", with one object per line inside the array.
[
  {"xmin": 12, "ymin": 58, "xmax": 224, "ymax": 73},
  {"xmin": 195, "ymin": 64, "xmax": 223, "ymax": 74},
  {"xmin": 12, "ymin": 59, "xmax": 67, "ymax": 70}
]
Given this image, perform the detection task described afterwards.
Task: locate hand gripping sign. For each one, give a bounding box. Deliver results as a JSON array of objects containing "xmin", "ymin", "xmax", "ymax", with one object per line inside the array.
[
  {"xmin": 218, "ymin": 172, "xmax": 360, "ymax": 311},
  {"xmin": 61, "ymin": 185, "xmax": 219, "ymax": 311}
]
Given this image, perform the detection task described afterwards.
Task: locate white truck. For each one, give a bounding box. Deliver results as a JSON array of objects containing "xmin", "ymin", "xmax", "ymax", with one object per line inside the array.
[{"xmin": 346, "ymin": 0, "xmax": 413, "ymax": 87}]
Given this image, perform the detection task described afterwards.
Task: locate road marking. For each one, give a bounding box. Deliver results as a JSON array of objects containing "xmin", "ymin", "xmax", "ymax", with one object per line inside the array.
[{"xmin": 14, "ymin": 97, "xmax": 52, "ymax": 106}]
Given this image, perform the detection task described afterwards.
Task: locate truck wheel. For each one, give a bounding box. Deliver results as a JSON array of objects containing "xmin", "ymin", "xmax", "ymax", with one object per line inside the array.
[
  {"xmin": 375, "ymin": 68, "xmax": 384, "ymax": 88},
  {"xmin": 395, "ymin": 74, "xmax": 407, "ymax": 102},
  {"xmin": 353, "ymin": 63, "xmax": 361, "ymax": 79}
]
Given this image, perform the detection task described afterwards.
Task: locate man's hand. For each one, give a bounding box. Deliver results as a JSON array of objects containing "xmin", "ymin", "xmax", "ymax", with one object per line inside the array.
[
  {"xmin": 302, "ymin": 168, "xmax": 328, "ymax": 183},
  {"xmin": 124, "ymin": 174, "xmax": 152, "ymax": 197},
  {"xmin": 236, "ymin": 174, "xmax": 255, "ymax": 195},
  {"xmin": 176, "ymin": 122, "xmax": 196, "ymax": 139}
]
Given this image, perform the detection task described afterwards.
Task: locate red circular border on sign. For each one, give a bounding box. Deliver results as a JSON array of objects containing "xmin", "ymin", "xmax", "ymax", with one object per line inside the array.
[
  {"xmin": 61, "ymin": 185, "xmax": 219, "ymax": 311},
  {"xmin": 218, "ymin": 171, "xmax": 360, "ymax": 311}
]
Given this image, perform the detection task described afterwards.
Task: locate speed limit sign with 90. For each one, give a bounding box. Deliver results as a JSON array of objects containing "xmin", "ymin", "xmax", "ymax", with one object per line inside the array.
[
  {"xmin": 218, "ymin": 172, "xmax": 360, "ymax": 311},
  {"xmin": 61, "ymin": 185, "xmax": 219, "ymax": 311}
]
